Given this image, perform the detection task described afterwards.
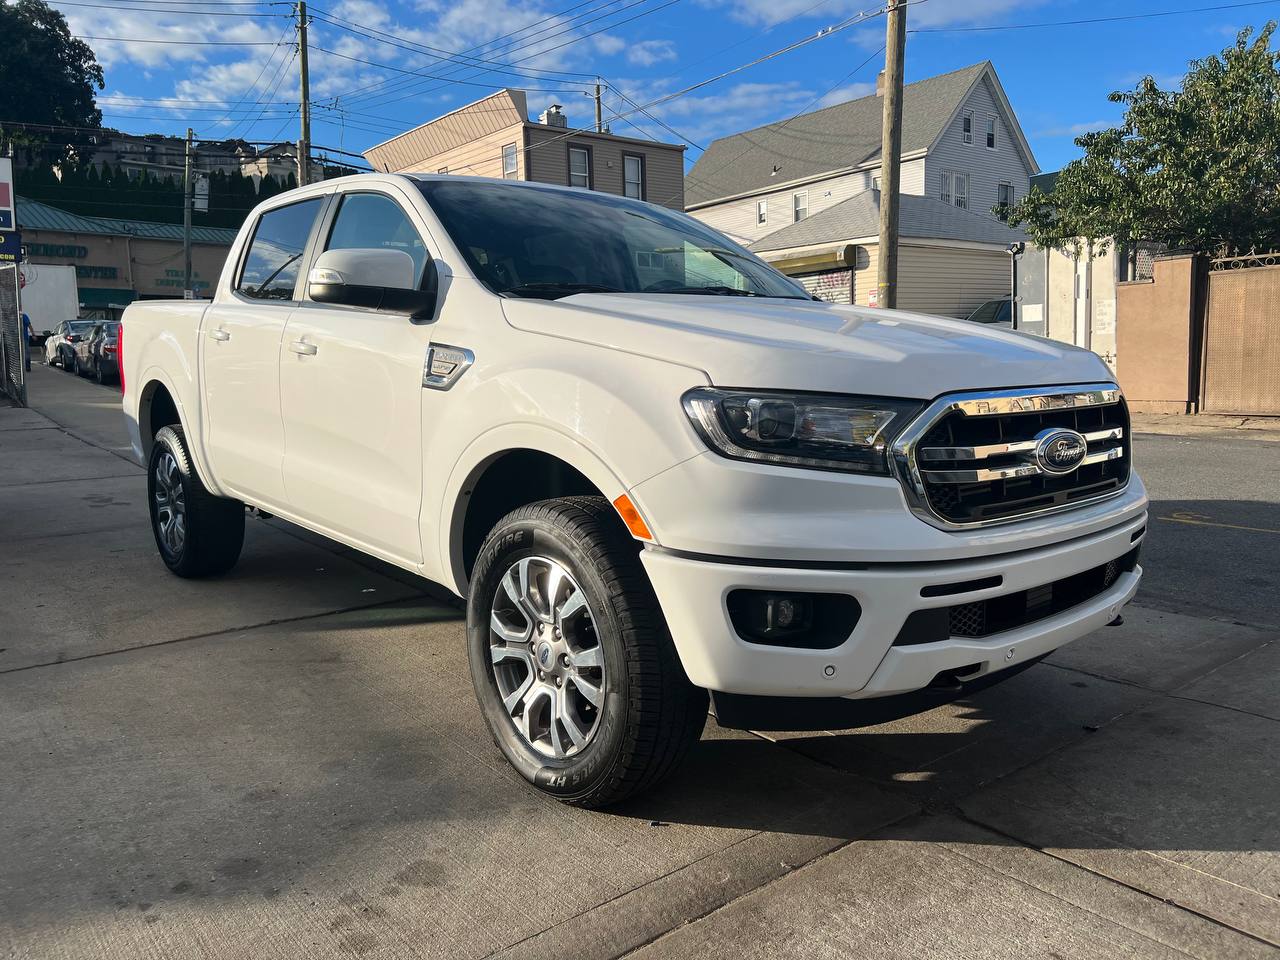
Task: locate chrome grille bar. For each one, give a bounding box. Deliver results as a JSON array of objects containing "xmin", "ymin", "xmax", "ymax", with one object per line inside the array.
[
  {"xmin": 922, "ymin": 442, "xmax": 1126, "ymax": 484},
  {"xmin": 919, "ymin": 427, "xmax": 1124, "ymax": 464}
]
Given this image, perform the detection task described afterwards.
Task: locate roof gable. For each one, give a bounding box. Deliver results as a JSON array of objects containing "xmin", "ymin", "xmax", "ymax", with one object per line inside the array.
[{"xmin": 686, "ymin": 62, "xmax": 990, "ymax": 208}]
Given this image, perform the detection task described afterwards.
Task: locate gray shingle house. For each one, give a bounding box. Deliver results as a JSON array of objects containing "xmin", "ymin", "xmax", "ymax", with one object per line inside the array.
[{"xmin": 685, "ymin": 62, "xmax": 1035, "ymax": 315}]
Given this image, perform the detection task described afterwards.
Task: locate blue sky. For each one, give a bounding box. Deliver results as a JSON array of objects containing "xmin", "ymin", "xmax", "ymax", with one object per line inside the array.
[{"xmin": 56, "ymin": 0, "xmax": 1280, "ymax": 174}]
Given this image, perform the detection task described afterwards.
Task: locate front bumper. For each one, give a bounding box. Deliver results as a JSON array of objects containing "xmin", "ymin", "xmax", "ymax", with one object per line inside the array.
[{"xmin": 641, "ymin": 510, "xmax": 1145, "ymax": 699}]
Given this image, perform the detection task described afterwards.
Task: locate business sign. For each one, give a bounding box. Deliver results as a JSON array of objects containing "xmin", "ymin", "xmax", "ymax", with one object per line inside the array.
[
  {"xmin": 0, "ymin": 157, "xmax": 14, "ymax": 231},
  {"xmin": 0, "ymin": 230, "xmax": 20, "ymax": 265}
]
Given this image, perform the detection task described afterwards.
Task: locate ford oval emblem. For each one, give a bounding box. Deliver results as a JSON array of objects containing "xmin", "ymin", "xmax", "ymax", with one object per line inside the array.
[{"xmin": 1034, "ymin": 428, "xmax": 1088, "ymax": 475}]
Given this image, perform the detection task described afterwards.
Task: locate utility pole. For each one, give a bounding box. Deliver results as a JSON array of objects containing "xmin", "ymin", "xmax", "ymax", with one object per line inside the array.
[
  {"xmin": 183, "ymin": 127, "xmax": 193, "ymax": 298},
  {"xmin": 594, "ymin": 81, "xmax": 603, "ymax": 133},
  {"xmin": 876, "ymin": 0, "xmax": 907, "ymax": 309},
  {"xmin": 296, "ymin": 0, "xmax": 311, "ymax": 185}
]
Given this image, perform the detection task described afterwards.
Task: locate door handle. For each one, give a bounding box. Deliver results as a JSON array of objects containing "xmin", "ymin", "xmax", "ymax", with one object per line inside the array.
[
  {"xmin": 209, "ymin": 328, "xmax": 230, "ymax": 342},
  {"xmin": 289, "ymin": 339, "xmax": 318, "ymax": 356}
]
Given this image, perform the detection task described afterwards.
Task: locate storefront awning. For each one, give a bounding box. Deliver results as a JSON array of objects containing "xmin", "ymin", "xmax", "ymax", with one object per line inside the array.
[{"xmin": 78, "ymin": 287, "xmax": 137, "ymax": 309}]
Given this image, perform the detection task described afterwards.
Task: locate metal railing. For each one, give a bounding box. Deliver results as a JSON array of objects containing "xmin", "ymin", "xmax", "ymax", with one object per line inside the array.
[{"xmin": 1209, "ymin": 251, "xmax": 1280, "ymax": 271}]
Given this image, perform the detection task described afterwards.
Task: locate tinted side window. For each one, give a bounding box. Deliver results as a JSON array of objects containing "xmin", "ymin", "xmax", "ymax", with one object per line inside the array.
[
  {"xmin": 238, "ymin": 198, "xmax": 323, "ymax": 300},
  {"xmin": 324, "ymin": 193, "xmax": 429, "ymax": 288}
]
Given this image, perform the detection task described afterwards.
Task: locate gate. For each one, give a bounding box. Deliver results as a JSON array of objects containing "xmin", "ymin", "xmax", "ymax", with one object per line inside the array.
[
  {"xmin": 0, "ymin": 264, "xmax": 25, "ymax": 407},
  {"xmin": 1202, "ymin": 254, "xmax": 1280, "ymax": 415}
]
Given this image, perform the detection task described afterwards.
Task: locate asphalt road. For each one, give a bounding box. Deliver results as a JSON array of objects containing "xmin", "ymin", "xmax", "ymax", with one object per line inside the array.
[
  {"xmin": 1133, "ymin": 434, "xmax": 1280, "ymax": 629},
  {"xmin": 2, "ymin": 361, "xmax": 1277, "ymax": 960}
]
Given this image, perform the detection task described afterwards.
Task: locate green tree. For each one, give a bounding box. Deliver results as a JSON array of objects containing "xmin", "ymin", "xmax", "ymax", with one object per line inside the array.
[
  {"xmin": 1008, "ymin": 23, "xmax": 1280, "ymax": 257},
  {"xmin": 0, "ymin": 0, "xmax": 104, "ymax": 151}
]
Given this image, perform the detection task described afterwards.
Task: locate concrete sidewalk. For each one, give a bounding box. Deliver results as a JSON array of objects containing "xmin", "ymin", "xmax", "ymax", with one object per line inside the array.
[{"xmin": 2, "ymin": 366, "xmax": 1278, "ymax": 959}]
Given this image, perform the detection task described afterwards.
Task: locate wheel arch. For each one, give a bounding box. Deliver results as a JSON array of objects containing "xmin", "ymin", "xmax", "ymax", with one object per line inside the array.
[
  {"xmin": 136, "ymin": 370, "xmax": 220, "ymax": 493},
  {"xmin": 440, "ymin": 426, "xmax": 634, "ymax": 596}
]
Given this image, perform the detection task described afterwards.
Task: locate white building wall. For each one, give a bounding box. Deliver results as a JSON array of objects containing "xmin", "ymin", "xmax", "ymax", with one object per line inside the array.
[
  {"xmin": 924, "ymin": 75, "xmax": 1033, "ymax": 220},
  {"xmin": 688, "ymin": 157, "xmax": 925, "ymax": 245}
]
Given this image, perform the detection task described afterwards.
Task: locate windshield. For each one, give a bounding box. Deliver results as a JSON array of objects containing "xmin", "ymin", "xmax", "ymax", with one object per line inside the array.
[
  {"xmin": 415, "ymin": 179, "xmax": 808, "ymax": 300},
  {"xmin": 69, "ymin": 322, "xmax": 94, "ymax": 334}
]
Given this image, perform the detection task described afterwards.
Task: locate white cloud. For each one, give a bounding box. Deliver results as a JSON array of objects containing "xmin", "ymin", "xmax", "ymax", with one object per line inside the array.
[
  {"xmin": 592, "ymin": 34, "xmax": 627, "ymax": 55},
  {"xmin": 1034, "ymin": 118, "xmax": 1117, "ymax": 138},
  {"xmin": 627, "ymin": 39, "xmax": 677, "ymax": 67},
  {"xmin": 815, "ymin": 80, "xmax": 874, "ymax": 108}
]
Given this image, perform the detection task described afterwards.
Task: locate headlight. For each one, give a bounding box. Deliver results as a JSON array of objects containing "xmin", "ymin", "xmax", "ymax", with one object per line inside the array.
[{"xmin": 682, "ymin": 388, "xmax": 923, "ymax": 475}]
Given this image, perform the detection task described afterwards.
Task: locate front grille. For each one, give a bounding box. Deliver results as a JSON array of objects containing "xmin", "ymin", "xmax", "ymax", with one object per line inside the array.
[
  {"xmin": 895, "ymin": 546, "xmax": 1140, "ymax": 646},
  {"xmin": 898, "ymin": 385, "xmax": 1131, "ymax": 526}
]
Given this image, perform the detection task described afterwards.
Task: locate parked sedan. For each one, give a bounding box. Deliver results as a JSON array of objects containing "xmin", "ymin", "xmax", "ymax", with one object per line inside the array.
[
  {"xmin": 44, "ymin": 320, "xmax": 96, "ymax": 369},
  {"xmin": 964, "ymin": 299, "xmax": 1014, "ymax": 328},
  {"xmin": 72, "ymin": 321, "xmax": 121, "ymax": 384}
]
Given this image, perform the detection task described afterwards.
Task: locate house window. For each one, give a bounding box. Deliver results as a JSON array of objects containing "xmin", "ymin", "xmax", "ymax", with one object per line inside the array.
[
  {"xmin": 623, "ymin": 153, "xmax": 645, "ymax": 199},
  {"xmin": 793, "ymin": 191, "xmax": 808, "ymax": 222},
  {"xmin": 986, "ymin": 116, "xmax": 997, "ymax": 150},
  {"xmin": 872, "ymin": 175, "xmax": 881, "ymax": 191},
  {"xmin": 962, "ymin": 111, "xmax": 973, "ymax": 145},
  {"xmin": 997, "ymin": 181, "xmax": 1014, "ymax": 210},
  {"xmin": 756, "ymin": 199, "xmax": 768, "ymax": 225},
  {"xmin": 568, "ymin": 145, "xmax": 591, "ymax": 188},
  {"xmin": 501, "ymin": 143, "xmax": 518, "ymax": 179},
  {"xmin": 941, "ymin": 171, "xmax": 970, "ymax": 209}
]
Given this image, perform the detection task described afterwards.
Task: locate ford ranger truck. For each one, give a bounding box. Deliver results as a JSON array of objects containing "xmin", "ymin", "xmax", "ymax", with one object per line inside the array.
[{"xmin": 121, "ymin": 175, "xmax": 1146, "ymax": 808}]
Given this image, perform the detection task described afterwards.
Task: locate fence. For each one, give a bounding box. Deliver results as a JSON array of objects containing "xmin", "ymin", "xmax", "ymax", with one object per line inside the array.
[
  {"xmin": 1202, "ymin": 253, "xmax": 1280, "ymax": 415},
  {"xmin": 0, "ymin": 264, "xmax": 26, "ymax": 407}
]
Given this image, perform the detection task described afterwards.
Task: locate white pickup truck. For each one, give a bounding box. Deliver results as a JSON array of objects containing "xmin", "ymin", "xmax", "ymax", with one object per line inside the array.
[{"xmin": 122, "ymin": 174, "xmax": 1146, "ymax": 807}]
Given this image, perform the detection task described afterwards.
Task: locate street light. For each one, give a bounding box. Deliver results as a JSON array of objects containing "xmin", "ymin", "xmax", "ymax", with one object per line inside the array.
[{"xmin": 1006, "ymin": 241, "xmax": 1025, "ymax": 331}]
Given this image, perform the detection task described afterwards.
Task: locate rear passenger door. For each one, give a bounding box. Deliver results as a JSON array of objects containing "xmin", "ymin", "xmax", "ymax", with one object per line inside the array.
[
  {"xmin": 201, "ymin": 196, "xmax": 326, "ymax": 508},
  {"xmin": 278, "ymin": 188, "xmax": 434, "ymax": 565}
]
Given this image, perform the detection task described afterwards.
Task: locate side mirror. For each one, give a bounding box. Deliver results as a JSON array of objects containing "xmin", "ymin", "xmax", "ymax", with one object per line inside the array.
[{"xmin": 307, "ymin": 248, "xmax": 438, "ymax": 321}]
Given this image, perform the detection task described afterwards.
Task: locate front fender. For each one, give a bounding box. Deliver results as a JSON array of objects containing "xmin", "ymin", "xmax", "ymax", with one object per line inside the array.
[{"xmin": 436, "ymin": 422, "xmax": 631, "ymax": 594}]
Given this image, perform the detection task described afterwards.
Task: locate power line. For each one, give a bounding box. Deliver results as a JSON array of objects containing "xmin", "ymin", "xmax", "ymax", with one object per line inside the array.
[
  {"xmin": 210, "ymin": 25, "xmax": 294, "ymax": 131},
  {"xmin": 427, "ymin": 4, "xmax": 889, "ymax": 178},
  {"xmin": 305, "ymin": 7, "xmax": 598, "ymax": 82},
  {"xmin": 361, "ymin": 0, "xmax": 683, "ymax": 112},
  {"xmin": 327, "ymin": 0, "xmax": 633, "ymax": 106},
  {"xmin": 310, "ymin": 46, "xmax": 591, "ymax": 95},
  {"xmin": 337, "ymin": 0, "xmax": 664, "ymax": 110},
  {"xmin": 911, "ymin": 0, "xmax": 1280, "ymax": 32}
]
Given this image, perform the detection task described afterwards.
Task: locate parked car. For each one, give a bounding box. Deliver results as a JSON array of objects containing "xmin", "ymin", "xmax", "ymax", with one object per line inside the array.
[
  {"xmin": 72, "ymin": 321, "xmax": 121, "ymax": 384},
  {"xmin": 44, "ymin": 320, "xmax": 96, "ymax": 369},
  {"xmin": 964, "ymin": 298, "xmax": 1014, "ymax": 327},
  {"xmin": 122, "ymin": 175, "xmax": 1146, "ymax": 808}
]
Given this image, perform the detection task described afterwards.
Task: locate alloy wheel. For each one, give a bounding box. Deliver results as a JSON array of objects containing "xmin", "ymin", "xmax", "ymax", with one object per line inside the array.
[
  {"xmin": 153, "ymin": 450, "xmax": 187, "ymax": 555},
  {"xmin": 489, "ymin": 556, "xmax": 606, "ymax": 759}
]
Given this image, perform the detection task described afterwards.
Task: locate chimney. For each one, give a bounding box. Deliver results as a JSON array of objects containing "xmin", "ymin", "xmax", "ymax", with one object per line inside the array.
[
  {"xmin": 539, "ymin": 104, "xmax": 568, "ymax": 128},
  {"xmin": 876, "ymin": 70, "xmax": 886, "ymax": 96}
]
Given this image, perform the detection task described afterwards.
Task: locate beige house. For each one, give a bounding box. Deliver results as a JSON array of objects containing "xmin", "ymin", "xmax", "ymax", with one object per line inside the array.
[{"xmin": 363, "ymin": 89, "xmax": 686, "ymax": 209}]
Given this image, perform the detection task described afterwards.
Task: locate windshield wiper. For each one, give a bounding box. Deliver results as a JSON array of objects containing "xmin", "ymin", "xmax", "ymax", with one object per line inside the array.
[
  {"xmin": 651, "ymin": 285, "xmax": 767, "ymax": 297},
  {"xmin": 505, "ymin": 282, "xmax": 623, "ymax": 300}
]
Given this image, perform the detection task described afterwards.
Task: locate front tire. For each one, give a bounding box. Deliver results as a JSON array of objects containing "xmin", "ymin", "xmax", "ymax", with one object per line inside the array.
[
  {"xmin": 148, "ymin": 425, "xmax": 245, "ymax": 577},
  {"xmin": 467, "ymin": 496, "xmax": 707, "ymax": 808}
]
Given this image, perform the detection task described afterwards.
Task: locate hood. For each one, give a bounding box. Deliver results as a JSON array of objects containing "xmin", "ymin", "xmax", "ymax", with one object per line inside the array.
[{"xmin": 501, "ymin": 293, "xmax": 1112, "ymax": 398}]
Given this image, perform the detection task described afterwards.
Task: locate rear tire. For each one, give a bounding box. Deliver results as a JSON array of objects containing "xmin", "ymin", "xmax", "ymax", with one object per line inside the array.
[
  {"xmin": 62, "ymin": 348, "xmax": 75, "ymax": 372},
  {"xmin": 94, "ymin": 358, "xmax": 106, "ymax": 384},
  {"xmin": 148, "ymin": 425, "xmax": 245, "ymax": 577},
  {"xmin": 467, "ymin": 496, "xmax": 707, "ymax": 808}
]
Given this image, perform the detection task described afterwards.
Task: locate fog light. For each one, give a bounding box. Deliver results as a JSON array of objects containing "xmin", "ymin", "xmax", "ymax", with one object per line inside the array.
[{"xmin": 726, "ymin": 590, "xmax": 861, "ymax": 650}]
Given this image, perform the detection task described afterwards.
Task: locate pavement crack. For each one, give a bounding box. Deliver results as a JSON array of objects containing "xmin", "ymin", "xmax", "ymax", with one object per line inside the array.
[{"xmin": 0, "ymin": 596, "xmax": 426, "ymax": 676}]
